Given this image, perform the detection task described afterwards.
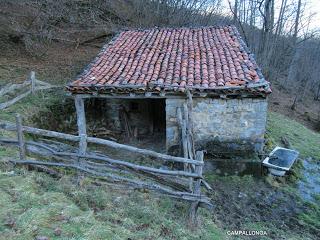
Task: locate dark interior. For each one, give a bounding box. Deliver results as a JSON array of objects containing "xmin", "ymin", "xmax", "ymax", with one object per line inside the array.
[
  {"xmin": 122, "ymin": 99, "xmax": 166, "ymax": 135},
  {"xmin": 85, "ymin": 98, "xmax": 167, "ymax": 152}
]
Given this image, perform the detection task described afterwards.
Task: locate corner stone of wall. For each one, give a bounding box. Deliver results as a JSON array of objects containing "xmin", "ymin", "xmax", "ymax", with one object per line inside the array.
[{"xmin": 166, "ymin": 97, "xmax": 268, "ymax": 155}]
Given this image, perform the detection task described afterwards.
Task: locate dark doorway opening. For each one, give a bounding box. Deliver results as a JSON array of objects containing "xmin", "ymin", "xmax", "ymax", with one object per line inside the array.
[{"xmin": 85, "ymin": 98, "xmax": 166, "ymax": 152}]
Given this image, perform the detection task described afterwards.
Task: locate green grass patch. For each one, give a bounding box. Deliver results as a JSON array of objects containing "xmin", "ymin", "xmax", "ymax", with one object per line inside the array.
[
  {"xmin": 266, "ymin": 112, "xmax": 320, "ymax": 159},
  {"xmin": 0, "ymin": 169, "xmax": 226, "ymax": 240},
  {"xmin": 297, "ymin": 198, "xmax": 320, "ymax": 234},
  {"xmin": 0, "ymin": 90, "xmax": 65, "ymax": 124}
]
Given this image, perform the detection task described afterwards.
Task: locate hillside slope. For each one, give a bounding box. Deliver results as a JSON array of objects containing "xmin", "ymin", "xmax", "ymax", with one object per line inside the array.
[{"xmin": 0, "ymin": 91, "xmax": 319, "ymax": 239}]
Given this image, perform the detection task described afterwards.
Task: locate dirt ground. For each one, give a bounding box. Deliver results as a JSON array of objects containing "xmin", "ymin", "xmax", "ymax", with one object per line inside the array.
[
  {"xmin": 206, "ymin": 173, "xmax": 319, "ymax": 239},
  {"xmin": 0, "ymin": 36, "xmax": 103, "ymax": 85},
  {"xmin": 269, "ymin": 84, "xmax": 320, "ymax": 131}
]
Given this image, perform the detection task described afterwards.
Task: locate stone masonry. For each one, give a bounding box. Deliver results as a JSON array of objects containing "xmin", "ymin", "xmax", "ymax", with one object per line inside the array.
[{"xmin": 166, "ymin": 97, "xmax": 268, "ymax": 154}]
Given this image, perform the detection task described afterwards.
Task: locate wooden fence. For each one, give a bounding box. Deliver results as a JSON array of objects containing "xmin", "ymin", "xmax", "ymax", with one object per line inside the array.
[
  {"xmin": 0, "ymin": 116, "xmax": 213, "ymax": 227},
  {"xmin": 0, "ymin": 71, "xmax": 59, "ymax": 110}
]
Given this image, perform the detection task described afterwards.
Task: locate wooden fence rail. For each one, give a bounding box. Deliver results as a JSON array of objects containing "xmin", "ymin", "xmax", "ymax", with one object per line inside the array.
[
  {"xmin": 0, "ymin": 115, "xmax": 213, "ymax": 227},
  {"xmin": 0, "ymin": 121, "xmax": 202, "ymax": 166},
  {"xmin": 0, "ymin": 71, "xmax": 60, "ymax": 110}
]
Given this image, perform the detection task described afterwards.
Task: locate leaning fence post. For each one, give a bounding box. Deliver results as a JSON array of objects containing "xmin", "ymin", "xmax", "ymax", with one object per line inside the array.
[
  {"xmin": 188, "ymin": 150, "xmax": 204, "ymax": 228},
  {"xmin": 30, "ymin": 71, "xmax": 36, "ymax": 94},
  {"xmin": 15, "ymin": 113, "xmax": 26, "ymax": 161}
]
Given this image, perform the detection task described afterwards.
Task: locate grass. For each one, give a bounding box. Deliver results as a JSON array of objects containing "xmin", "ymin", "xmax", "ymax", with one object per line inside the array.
[
  {"xmin": 0, "ymin": 90, "xmax": 64, "ymax": 124},
  {"xmin": 298, "ymin": 199, "xmax": 320, "ymax": 233},
  {"xmin": 266, "ymin": 112, "xmax": 320, "ymax": 235},
  {"xmin": 0, "ymin": 167, "xmax": 225, "ymax": 240},
  {"xmin": 266, "ymin": 111, "xmax": 320, "ymax": 159},
  {"xmin": 0, "ymin": 91, "xmax": 226, "ymax": 240}
]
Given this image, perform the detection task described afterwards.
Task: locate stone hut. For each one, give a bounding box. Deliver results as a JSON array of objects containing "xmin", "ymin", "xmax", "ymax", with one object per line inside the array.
[{"xmin": 66, "ymin": 25, "xmax": 271, "ymax": 156}]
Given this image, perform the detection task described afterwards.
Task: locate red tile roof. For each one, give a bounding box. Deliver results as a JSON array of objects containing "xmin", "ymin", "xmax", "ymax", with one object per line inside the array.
[{"xmin": 67, "ymin": 25, "xmax": 271, "ymax": 95}]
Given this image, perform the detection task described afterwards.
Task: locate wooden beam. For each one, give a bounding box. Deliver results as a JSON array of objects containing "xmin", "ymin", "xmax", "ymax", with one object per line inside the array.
[
  {"xmin": 72, "ymin": 93, "xmax": 173, "ymax": 99},
  {"xmin": 186, "ymin": 90, "xmax": 195, "ymax": 159},
  {"xmin": 188, "ymin": 151, "xmax": 204, "ymax": 227},
  {"xmin": 0, "ymin": 81, "xmax": 30, "ymax": 97},
  {"xmin": 177, "ymin": 107, "xmax": 188, "ymax": 170},
  {"xmin": 1, "ymin": 138, "xmax": 202, "ymax": 179},
  {"xmin": 70, "ymin": 92, "xmax": 266, "ymax": 100},
  {"xmin": 74, "ymin": 97, "xmax": 87, "ymax": 182},
  {"xmin": 0, "ymin": 85, "xmax": 57, "ymax": 110},
  {"xmin": 30, "ymin": 71, "xmax": 36, "ymax": 94},
  {"xmin": 74, "ymin": 96, "xmax": 87, "ymax": 136},
  {"xmin": 15, "ymin": 114, "xmax": 26, "ymax": 160},
  {"xmin": 79, "ymin": 134, "xmax": 87, "ymax": 156},
  {"xmin": 0, "ymin": 122, "xmax": 202, "ymax": 166},
  {"xmin": 0, "ymin": 90, "xmax": 32, "ymax": 110},
  {"xmin": 10, "ymin": 158, "xmax": 213, "ymax": 207}
]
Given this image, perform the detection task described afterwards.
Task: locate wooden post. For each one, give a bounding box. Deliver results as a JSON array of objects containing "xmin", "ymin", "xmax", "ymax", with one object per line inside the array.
[
  {"xmin": 177, "ymin": 106, "xmax": 193, "ymax": 190},
  {"xmin": 78, "ymin": 133, "xmax": 87, "ymax": 170},
  {"xmin": 188, "ymin": 150, "xmax": 204, "ymax": 228},
  {"xmin": 75, "ymin": 96, "xmax": 87, "ymax": 183},
  {"xmin": 79, "ymin": 133, "xmax": 87, "ymax": 157},
  {"xmin": 15, "ymin": 114, "xmax": 26, "ymax": 160},
  {"xmin": 177, "ymin": 108, "xmax": 188, "ymax": 168},
  {"xmin": 30, "ymin": 71, "xmax": 36, "ymax": 94},
  {"xmin": 75, "ymin": 96, "xmax": 87, "ymax": 136},
  {"xmin": 183, "ymin": 102, "xmax": 193, "ymax": 160},
  {"xmin": 186, "ymin": 90, "xmax": 195, "ymax": 158}
]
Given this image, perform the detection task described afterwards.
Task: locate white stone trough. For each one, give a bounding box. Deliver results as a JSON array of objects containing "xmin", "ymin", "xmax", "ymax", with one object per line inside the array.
[{"xmin": 262, "ymin": 147, "xmax": 299, "ymax": 176}]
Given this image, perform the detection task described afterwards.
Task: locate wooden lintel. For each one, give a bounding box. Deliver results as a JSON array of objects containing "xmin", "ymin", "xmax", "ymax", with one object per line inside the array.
[
  {"xmin": 71, "ymin": 93, "xmax": 184, "ymax": 99},
  {"xmin": 69, "ymin": 92, "xmax": 266, "ymax": 100}
]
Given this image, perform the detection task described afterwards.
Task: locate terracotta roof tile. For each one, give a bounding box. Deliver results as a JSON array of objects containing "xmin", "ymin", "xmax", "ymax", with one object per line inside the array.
[{"xmin": 67, "ymin": 25, "xmax": 270, "ymax": 94}]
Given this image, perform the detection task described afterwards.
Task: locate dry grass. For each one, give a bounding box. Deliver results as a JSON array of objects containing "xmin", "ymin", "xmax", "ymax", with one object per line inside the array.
[
  {"xmin": 0, "ymin": 163, "xmax": 224, "ymax": 240},
  {"xmin": 0, "ymin": 39, "xmax": 102, "ymax": 86}
]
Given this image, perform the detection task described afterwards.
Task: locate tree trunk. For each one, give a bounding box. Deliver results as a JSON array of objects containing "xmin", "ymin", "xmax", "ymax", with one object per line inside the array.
[
  {"xmin": 293, "ymin": 0, "xmax": 302, "ymax": 42},
  {"xmin": 291, "ymin": 95, "xmax": 298, "ymax": 110},
  {"xmin": 233, "ymin": 0, "xmax": 238, "ymax": 23}
]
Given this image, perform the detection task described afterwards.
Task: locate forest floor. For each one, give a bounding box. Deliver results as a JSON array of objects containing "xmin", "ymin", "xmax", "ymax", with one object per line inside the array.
[{"xmin": 0, "ymin": 37, "xmax": 320, "ymax": 240}]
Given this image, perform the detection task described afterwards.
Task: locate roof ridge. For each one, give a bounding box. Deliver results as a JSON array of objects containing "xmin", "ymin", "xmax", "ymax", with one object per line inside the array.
[{"xmin": 119, "ymin": 24, "xmax": 237, "ymax": 33}]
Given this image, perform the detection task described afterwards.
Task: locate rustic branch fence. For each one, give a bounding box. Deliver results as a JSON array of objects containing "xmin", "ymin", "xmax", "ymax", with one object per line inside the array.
[
  {"xmin": 0, "ymin": 116, "xmax": 213, "ymax": 227},
  {"xmin": 0, "ymin": 71, "xmax": 59, "ymax": 110}
]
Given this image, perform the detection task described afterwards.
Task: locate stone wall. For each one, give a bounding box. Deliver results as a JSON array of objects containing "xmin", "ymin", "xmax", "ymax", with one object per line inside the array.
[{"xmin": 166, "ymin": 97, "xmax": 268, "ymax": 155}]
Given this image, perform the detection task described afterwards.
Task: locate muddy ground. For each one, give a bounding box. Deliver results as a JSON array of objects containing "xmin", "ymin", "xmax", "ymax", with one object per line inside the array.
[{"xmin": 205, "ymin": 168, "xmax": 319, "ymax": 239}]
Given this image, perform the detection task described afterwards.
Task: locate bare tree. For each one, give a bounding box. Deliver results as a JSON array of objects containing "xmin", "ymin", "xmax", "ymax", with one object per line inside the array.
[{"xmin": 293, "ymin": 0, "xmax": 302, "ymax": 41}]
